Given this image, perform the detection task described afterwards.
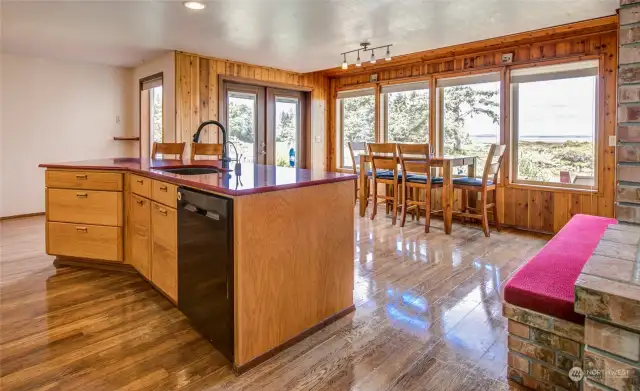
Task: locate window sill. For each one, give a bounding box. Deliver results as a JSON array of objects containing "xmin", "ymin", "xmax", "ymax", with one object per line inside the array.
[{"xmin": 506, "ymin": 181, "xmax": 600, "ymax": 196}]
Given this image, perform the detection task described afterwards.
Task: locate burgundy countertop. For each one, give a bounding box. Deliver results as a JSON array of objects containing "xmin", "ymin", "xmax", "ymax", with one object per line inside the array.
[{"xmin": 39, "ymin": 158, "xmax": 357, "ymax": 197}]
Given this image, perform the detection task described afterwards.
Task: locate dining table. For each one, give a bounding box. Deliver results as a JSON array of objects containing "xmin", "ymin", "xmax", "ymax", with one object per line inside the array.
[{"xmin": 358, "ymin": 155, "xmax": 477, "ymax": 234}]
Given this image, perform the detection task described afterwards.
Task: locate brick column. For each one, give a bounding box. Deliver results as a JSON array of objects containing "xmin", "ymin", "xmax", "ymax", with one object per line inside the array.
[{"xmin": 618, "ymin": 0, "xmax": 640, "ymax": 222}]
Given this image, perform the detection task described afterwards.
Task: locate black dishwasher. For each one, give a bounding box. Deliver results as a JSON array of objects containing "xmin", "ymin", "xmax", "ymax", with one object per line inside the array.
[{"xmin": 177, "ymin": 187, "xmax": 234, "ymax": 362}]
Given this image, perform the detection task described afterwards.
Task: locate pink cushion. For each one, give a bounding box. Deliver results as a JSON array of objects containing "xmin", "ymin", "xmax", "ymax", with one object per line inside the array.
[{"xmin": 504, "ymin": 214, "xmax": 617, "ymax": 324}]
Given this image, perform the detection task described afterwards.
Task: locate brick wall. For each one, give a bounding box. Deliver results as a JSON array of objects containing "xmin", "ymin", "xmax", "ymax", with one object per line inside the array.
[{"xmin": 618, "ymin": 0, "xmax": 640, "ymax": 222}]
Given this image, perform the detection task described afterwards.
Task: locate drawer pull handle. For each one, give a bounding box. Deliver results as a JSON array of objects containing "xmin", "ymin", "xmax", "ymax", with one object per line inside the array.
[
  {"xmin": 76, "ymin": 193, "xmax": 88, "ymax": 198},
  {"xmin": 136, "ymin": 179, "xmax": 144, "ymax": 184},
  {"xmin": 158, "ymin": 208, "xmax": 168, "ymax": 216},
  {"xmin": 75, "ymin": 174, "xmax": 88, "ymax": 180},
  {"xmin": 159, "ymin": 185, "xmax": 168, "ymax": 192},
  {"xmin": 76, "ymin": 227, "xmax": 88, "ymax": 232},
  {"xmin": 136, "ymin": 199, "xmax": 144, "ymax": 205}
]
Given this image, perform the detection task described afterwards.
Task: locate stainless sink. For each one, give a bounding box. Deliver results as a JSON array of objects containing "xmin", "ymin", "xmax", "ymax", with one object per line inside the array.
[{"xmin": 157, "ymin": 167, "xmax": 223, "ymax": 175}]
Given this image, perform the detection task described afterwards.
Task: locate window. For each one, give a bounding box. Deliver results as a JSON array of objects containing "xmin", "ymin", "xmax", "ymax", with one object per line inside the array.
[
  {"xmin": 511, "ymin": 60, "xmax": 598, "ymax": 188},
  {"xmin": 140, "ymin": 74, "xmax": 163, "ymax": 157},
  {"xmin": 337, "ymin": 88, "xmax": 375, "ymax": 168},
  {"xmin": 382, "ymin": 82, "xmax": 429, "ymax": 143},
  {"xmin": 227, "ymin": 90, "xmax": 259, "ymax": 163},
  {"xmin": 438, "ymin": 73, "xmax": 500, "ymax": 176}
]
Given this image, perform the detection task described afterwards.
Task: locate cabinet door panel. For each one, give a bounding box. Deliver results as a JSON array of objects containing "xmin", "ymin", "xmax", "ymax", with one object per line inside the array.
[
  {"xmin": 46, "ymin": 170, "xmax": 123, "ymax": 191},
  {"xmin": 130, "ymin": 174, "xmax": 152, "ymax": 198},
  {"xmin": 47, "ymin": 188, "xmax": 122, "ymax": 226},
  {"xmin": 151, "ymin": 201, "xmax": 177, "ymax": 302},
  {"xmin": 47, "ymin": 222, "xmax": 122, "ymax": 262},
  {"xmin": 152, "ymin": 180, "xmax": 177, "ymax": 208},
  {"xmin": 129, "ymin": 194, "xmax": 151, "ymax": 279}
]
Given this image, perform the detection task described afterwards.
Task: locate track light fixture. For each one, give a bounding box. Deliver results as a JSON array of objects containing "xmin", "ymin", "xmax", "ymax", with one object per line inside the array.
[{"xmin": 340, "ymin": 42, "xmax": 393, "ymax": 69}]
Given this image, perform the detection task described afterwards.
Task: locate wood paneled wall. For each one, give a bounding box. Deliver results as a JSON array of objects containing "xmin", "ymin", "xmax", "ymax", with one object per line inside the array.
[
  {"xmin": 326, "ymin": 17, "xmax": 618, "ymax": 233},
  {"xmin": 175, "ymin": 52, "xmax": 328, "ymax": 169}
]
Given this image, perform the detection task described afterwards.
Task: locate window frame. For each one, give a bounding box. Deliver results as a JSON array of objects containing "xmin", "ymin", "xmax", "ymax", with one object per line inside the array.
[
  {"xmin": 336, "ymin": 87, "xmax": 376, "ymax": 169},
  {"xmin": 508, "ymin": 57, "xmax": 601, "ymax": 192},
  {"xmin": 435, "ymin": 70, "xmax": 503, "ymax": 179},
  {"xmin": 381, "ymin": 80, "xmax": 431, "ymax": 144},
  {"xmin": 139, "ymin": 72, "xmax": 163, "ymax": 159}
]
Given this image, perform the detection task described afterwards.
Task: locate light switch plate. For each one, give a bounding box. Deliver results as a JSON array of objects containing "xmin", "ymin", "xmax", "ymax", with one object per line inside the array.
[
  {"xmin": 315, "ymin": 136, "xmax": 322, "ymax": 143},
  {"xmin": 609, "ymin": 135, "xmax": 616, "ymax": 147}
]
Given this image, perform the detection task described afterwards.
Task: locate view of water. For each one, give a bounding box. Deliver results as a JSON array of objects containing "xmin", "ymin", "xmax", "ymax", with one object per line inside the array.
[{"xmin": 470, "ymin": 134, "xmax": 592, "ymax": 144}]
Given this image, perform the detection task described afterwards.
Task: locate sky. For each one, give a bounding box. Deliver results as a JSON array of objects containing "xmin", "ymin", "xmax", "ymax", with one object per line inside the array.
[{"xmin": 464, "ymin": 77, "xmax": 596, "ymax": 141}]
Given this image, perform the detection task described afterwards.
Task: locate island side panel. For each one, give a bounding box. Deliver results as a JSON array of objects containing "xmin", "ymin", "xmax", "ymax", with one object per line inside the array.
[{"xmin": 233, "ymin": 180, "xmax": 355, "ymax": 367}]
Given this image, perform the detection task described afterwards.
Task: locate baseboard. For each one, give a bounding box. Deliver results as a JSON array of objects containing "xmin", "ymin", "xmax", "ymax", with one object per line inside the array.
[
  {"xmin": 54, "ymin": 256, "xmax": 138, "ymax": 274},
  {"xmin": 0, "ymin": 212, "xmax": 45, "ymax": 221}
]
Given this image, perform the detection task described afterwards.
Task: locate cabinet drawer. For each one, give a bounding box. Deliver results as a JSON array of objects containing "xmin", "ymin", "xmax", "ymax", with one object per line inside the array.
[
  {"xmin": 46, "ymin": 170, "xmax": 123, "ymax": 191},
  {"xmin": 130, "ymin": 174, "xmax": 151, "ymax": 198},
  {"xmin": 129, "ymin": 194, "xmax": 151, "ymax": 279},
  {"xmin": 152, "ymin": 180, "xmax": 177, "ymax": 208},
  {"xmin": 151, "ymin": 201, "xmax": 177, "ymax": 302},
  {"xmin": 47, "ymin": 222, "xmax": 123, "ymax": 262},
  {"xmin": 47, "ymin": 189, "xmax": 123, "ymax": 226}
]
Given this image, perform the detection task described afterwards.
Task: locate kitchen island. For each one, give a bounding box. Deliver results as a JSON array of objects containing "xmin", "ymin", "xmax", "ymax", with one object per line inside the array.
[{"xmin": 39, "ymin": 158, "xmax": 356, "ymax": 373}]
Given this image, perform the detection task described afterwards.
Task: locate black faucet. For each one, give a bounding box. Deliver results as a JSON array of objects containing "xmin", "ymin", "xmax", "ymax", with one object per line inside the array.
[{"xmin": 193, "ymin": 120, "xmax": 230, "ymax": 161}]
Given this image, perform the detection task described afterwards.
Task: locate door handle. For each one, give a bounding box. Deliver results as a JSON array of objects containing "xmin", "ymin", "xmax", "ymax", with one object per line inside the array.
[
  {"xmin": 136, "ymin": 199, "xmax": 144, "ymax": 205},
  {"xmin": 137, "ymin": 179, "xmax": 144, "ymax": 184}
]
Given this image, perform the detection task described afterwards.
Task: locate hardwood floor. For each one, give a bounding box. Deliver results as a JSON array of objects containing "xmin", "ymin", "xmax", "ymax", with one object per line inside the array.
[{"xmin": 0, "ymin": 212, "xmax": 549, "ymax": 391}]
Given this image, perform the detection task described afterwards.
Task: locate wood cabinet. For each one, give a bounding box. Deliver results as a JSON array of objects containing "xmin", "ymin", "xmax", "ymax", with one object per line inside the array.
[
  {"xmin": 45, "ymin": 170, "xmax": 124, "ymax": 262},
  {"xmin": 150, "ymin": 201, "xmax": 178, "ymax": 302},
  {"xmin": 128, "ymin": 194, "xmax": 151, "ymax": 279},
  {"xmin": 45, "ymin": 169, "xmax": 180, "ymax": 303},
  {"xmin": 124, "ymin": 177, "xmax": 179, "ymax": 302}
]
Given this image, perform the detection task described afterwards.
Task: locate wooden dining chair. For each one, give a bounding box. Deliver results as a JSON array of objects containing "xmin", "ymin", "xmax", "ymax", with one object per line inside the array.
[
  {"xmin": 151, "ymin": 142, "xmax": 186, "ymax": 160},
  {"xmin": 368, "ymin": 143, "xmax": 404, "ymax": 225},
  {"xmin": 397, "ymin": 143, "xmax": 443, "ymax": 233},
  {"xmin": 453, "ymin": 144, "xmax": 506, "ymax": 237},
  {"xmin": 191, "ymin": 143, "xmax": 223, "ymax": 160},
  {"xmin": 348, "ymin": 142, "xmax": 370, "ymax": 206}
]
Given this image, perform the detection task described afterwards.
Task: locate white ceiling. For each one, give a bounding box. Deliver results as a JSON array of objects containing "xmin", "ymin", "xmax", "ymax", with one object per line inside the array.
[{"xmin": 1, "ymin": 0, "xmax": 619, "ymax": 73}]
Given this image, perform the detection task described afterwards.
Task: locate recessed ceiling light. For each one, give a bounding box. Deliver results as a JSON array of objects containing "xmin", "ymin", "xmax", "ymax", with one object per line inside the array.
[{"xmin": 184, "ymin": 1, "xmax": 206, "ymax": 10}]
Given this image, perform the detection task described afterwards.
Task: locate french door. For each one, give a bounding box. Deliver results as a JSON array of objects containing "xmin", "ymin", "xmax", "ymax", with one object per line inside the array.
[{"xmin": 222, "ymin": 82, "xmax": 306, "ymax": 167}]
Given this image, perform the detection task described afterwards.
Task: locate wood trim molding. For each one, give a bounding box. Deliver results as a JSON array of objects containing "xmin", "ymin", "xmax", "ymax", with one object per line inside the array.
[
  {"xmin": 218, "ymin": 75, "xmax": 313, "ymax": 92},
  {"xmin": 0, "ymin": 212, "xmax": 45, "ymax": 221}
]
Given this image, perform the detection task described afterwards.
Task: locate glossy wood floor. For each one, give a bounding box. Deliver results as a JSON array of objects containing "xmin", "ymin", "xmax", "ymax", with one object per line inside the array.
[{"xmin": 0, "ymin": 212, "xmax": 549, "ymax": 391}]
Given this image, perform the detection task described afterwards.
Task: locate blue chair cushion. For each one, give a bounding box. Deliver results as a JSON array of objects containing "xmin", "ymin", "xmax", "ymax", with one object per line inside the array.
[
  {"xmin": 406, "ymin": 175, "xmax": 444, "ymax": 184},
  {"xmin": 375, "ymin": 171, "xmax": 412, "ymax": 180},
  {"xmin": 452, "ymin": 177, "xmax": 493, "ymax": 186}
]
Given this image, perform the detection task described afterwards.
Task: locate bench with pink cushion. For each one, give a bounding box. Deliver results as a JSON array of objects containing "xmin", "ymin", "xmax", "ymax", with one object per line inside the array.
[{"xmin": 502, "ymin": 214, "xmax": 617, "ymax": 391}]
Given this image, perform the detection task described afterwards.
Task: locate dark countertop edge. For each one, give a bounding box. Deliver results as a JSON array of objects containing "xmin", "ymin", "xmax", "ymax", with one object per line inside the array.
[{"xmin": 39, "ymin": 163, "xmax": 358, "ymax": 197}]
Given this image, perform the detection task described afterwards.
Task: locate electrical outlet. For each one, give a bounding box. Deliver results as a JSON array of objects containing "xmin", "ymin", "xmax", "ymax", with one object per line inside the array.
[
  {"xmin": 609, "ymin": 135, "xmax": 616, "ymax": 147},
  {"xmin": 315, "ymin": 136, "xmax": 322, "ymax": 143},
  {"xmin": 477, "ymin": 192, "xmax": 481, "ymax": 201},
  {"xmin": 116, "ymin": 115, "xmax": 120, "ymax": 124}
]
